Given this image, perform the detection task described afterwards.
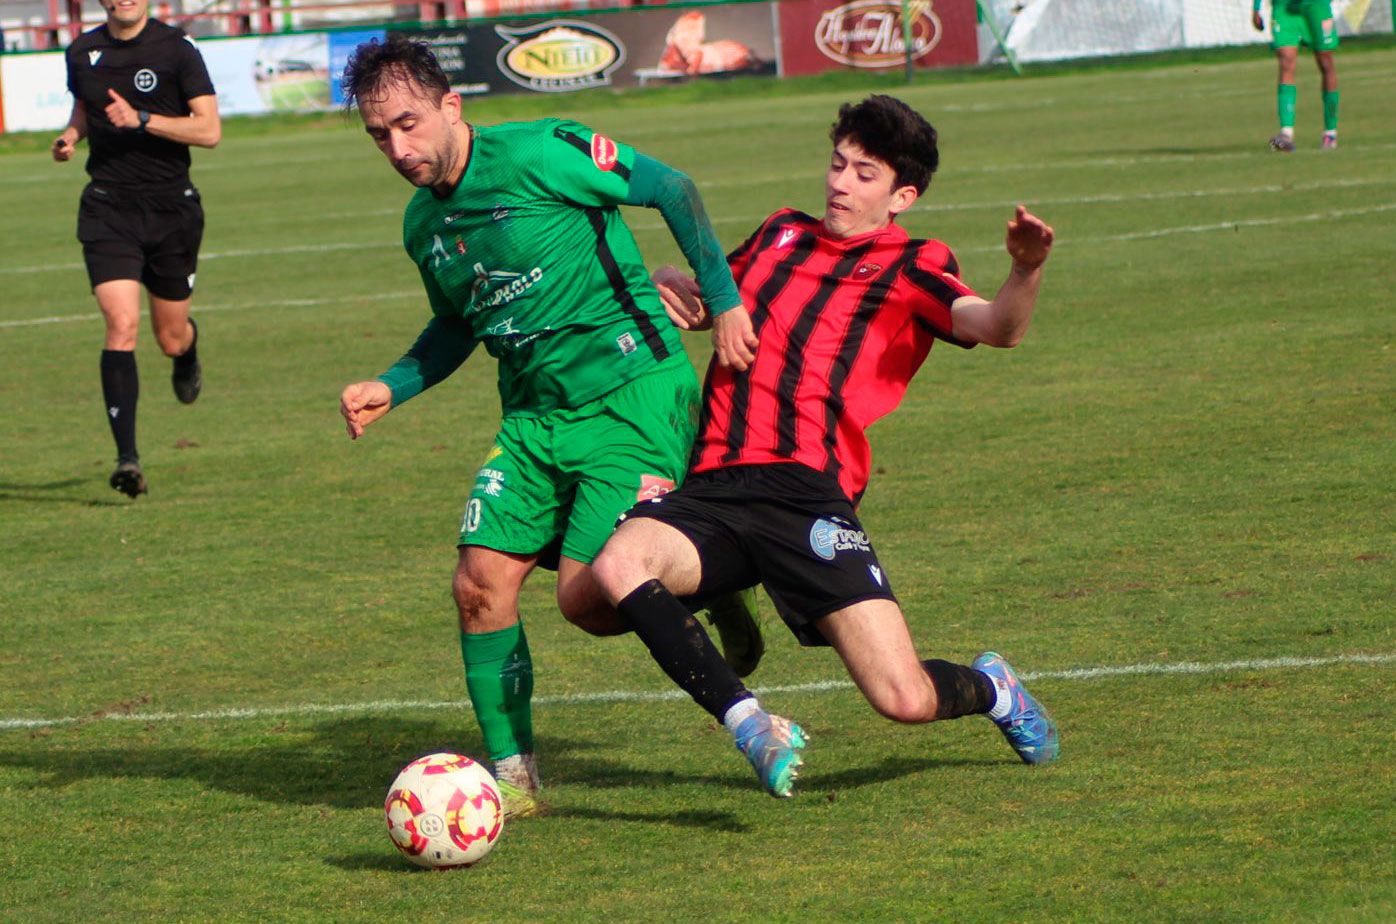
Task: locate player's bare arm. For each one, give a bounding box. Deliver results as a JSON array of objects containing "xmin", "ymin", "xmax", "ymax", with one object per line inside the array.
[
  {"xmin": 104, "ymin": 89, "xmax": 222, "ymax": 148},
  {"xmin": 340, "ymin": 380, "xmax": 393, "ymax": 440},
  {"xmin": 52, "ymin": 100, "xmax": 88, "ymax": 162},
  {"xmin": 950, "ymin": 205, "xmax": 1054, "ymax": 348}
]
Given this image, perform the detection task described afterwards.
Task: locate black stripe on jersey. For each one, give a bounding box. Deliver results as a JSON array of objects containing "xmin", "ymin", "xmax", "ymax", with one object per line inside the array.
[
  {"xmin": 718, "ymin": 218, "xmax": 816, "ymax": 464},
  {"xmin": 903, "ymin": 260, "xmax": 964, "ymax": 322},
  {"xmin": 583, "ymin": 208, "xmax": 668, "ymax": 362},
  {"xmin": 820, "ymin": 247, "xmax": 918, "ymax": 484},
  {"xmin": 555, "ymin": 127, "xmax": 632, "ymax": 182},
  {"xmin": 772, "ymin": 241, "xmax": 877, "ymax": 459}
]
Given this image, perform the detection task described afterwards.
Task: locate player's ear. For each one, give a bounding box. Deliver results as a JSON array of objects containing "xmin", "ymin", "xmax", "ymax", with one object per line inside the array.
[
  {"xmin": 442, "ymin": 91, "xmax": 462, "ymax": 124},
  {"xmin": 888, "ymin": 185, "xmax": 919, "ymax": 218}
]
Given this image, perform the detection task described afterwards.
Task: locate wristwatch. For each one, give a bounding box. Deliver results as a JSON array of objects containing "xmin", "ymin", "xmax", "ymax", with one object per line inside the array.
[{"xmin": 137, "ymin": 109, "xmax": 151, "ymax": 132}]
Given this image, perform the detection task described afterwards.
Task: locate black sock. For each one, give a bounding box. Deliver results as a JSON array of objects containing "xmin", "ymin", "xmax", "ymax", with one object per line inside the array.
[
  {"xmin": 617, "ymin": 579, "xmax": 749, "ymax": 721},
  {"xmin": 100, "ymin": 349, "xmax": 139, "ymax": 462},
  {"xmin": 174, "ymin": 317, "xmax": 198, "ymax": 369},
  {"xmin": 921, "ymin": 659, "xmax": 996, "ymax": 720}
]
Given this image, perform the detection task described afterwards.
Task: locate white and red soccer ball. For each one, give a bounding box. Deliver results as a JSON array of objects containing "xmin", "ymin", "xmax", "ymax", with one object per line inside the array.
[{"xmin": 384, "ymin": 752, "xmax": 504, "ymax": 868}]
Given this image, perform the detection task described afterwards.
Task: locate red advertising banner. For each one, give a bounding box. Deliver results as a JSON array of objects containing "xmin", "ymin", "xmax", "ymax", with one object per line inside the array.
[{"xmin": 777, "ymin": 0, "xmax": 978, "ymax": 76}]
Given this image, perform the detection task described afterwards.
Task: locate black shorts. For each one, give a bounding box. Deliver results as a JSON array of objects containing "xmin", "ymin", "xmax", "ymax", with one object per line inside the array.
[
  {"xmin": 76, "ymin": 182, "xmax": 204, "ymax": 300},
  {"xmin": 621, "ymin": 463, "xmax": 897, "ymax": 647}
]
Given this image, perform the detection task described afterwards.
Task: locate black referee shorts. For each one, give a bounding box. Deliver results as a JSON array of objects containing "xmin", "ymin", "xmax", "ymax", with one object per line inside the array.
[
  {"xmin": 620, "ymin": 463, "xmax": 897, "ymax": 647},
  {"xmin": 77, "ymin": 182, "xmax": 205, "ymax": 300}
]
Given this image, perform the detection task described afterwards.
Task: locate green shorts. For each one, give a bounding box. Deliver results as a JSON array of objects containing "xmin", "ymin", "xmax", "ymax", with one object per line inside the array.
[
  {"xmin": 1272, "ymin": 0, "xmax": 1339, "ymax": 51},
  {"xmin": 458, "ymin": 357, "xmax": 700, "ymax": 565}
]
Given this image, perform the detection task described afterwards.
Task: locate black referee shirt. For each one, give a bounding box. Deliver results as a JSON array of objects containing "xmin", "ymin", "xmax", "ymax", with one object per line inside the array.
[{"xmin": 65, "ymin": 19, "xmax": 216, "ymax": 188}]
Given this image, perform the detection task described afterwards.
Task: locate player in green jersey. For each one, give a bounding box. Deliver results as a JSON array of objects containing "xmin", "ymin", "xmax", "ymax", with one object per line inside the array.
[
  {"xmin": 336, "ymin": 34, "xmax": 761, "ymax": 819},
  {"xmin": 1253, "ymin": 0, "xmax": 1340, "ymax": 150}
]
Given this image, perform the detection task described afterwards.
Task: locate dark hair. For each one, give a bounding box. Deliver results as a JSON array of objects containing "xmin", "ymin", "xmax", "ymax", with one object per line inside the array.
[
  {"xmin": 342, "ymin": 33, "xmax": 451, "ymax": 112},
  {"xmin": 829, "ymin": 95, "xmax": 939, "ymax": 194}
]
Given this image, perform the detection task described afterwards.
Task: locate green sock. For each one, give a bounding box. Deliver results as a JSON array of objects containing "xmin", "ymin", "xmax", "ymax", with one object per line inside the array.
[
  {"xmin": 461, "ymin": 623, "xmax": 534, "ymax": 761},
  {"xmin": 1322, "ymin": 89, "xmax": 1340, "ymax": 132},
  {"xmin": 1277, "ymin": 83, "xmax": 1297, "ymax": 131}
]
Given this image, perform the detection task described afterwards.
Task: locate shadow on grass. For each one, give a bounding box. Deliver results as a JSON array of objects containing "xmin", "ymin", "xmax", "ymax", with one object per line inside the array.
[{"xmin": 0, "ymin": 477, "xmax": 130, "ymax": 508}]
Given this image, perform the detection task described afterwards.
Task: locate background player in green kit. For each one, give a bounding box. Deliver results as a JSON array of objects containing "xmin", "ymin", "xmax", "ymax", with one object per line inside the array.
[
  {"xmin": 1253, "ymin": 0, "xmax": 1340, "ymax": 150},
  {"xmin": 336, "ymin": 34, "xmax": 759, "ymax": 818}
]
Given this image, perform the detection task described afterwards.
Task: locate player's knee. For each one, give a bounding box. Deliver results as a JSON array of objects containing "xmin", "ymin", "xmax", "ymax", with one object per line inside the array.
[
  {"xmin": 866, "ymin": 681, "xmax": 936, "ymax": 724},
  {"xmin": 154, "ymin": 324, "xmax": 186, "ymax": 357},
  {"xmin": 556, "ymin": 589, "xmax": 627, "ymax": 636},
  {"xmin": 590, "ymin": 538, "xmax": 645, "ymax": 603},
  {"xmin": 452, "ymin": 569, "xmax": 500, "ymax": 633}
]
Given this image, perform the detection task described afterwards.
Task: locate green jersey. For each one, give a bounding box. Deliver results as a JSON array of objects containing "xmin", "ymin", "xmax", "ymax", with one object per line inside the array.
[{"xmin": 378, "ymin": 118, "xmax": 739, "ymax": 418}]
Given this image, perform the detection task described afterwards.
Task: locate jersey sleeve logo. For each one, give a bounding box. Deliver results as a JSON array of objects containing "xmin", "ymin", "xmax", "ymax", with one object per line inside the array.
[{"xmin": 590, "ymin": 134, "xmax": 619, "ymax": 172}]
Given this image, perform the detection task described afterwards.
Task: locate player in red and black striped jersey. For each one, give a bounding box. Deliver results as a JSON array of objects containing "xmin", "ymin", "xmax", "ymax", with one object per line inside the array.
[{"xmin": 593, "ymin": 96, "xmax": 1060, "ymax": 797}]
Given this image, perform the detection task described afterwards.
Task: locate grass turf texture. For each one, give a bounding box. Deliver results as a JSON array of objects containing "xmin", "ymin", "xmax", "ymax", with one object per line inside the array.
[{"xmin": 2, "ymin": 49, "xmax": 1394, "ymax": 922}]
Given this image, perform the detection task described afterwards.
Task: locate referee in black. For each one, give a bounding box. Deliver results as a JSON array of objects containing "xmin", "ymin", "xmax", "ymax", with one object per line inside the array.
[{"xmin": 52, "ymin": 0, "xmax": 220, "ymax": 499}]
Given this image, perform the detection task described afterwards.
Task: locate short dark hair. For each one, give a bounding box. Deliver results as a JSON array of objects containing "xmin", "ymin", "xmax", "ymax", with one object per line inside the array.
[
  {"xmin": 829, "ymin": 95, "xmax": 939, "ymax": 195},
  {"xmin": 342, "ymin": 33, "xmax": 450, "ymax": 112}
]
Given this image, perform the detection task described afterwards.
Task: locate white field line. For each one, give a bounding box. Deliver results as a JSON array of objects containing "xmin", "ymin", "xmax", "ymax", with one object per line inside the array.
[
  {"xmin": 4, "ymin": 198, "xmax": 1392, "ymax": 330},
  {"xmin": 0, "ymin": 290, "xmax": 415, "ymax": 330},
  {"xmin": 1, "ymin": 651, "xmax": 1391, "ymax": 732},
  {"xmin": 3, "ymin": 174, "xmax": 1392, "ymax": 284}
]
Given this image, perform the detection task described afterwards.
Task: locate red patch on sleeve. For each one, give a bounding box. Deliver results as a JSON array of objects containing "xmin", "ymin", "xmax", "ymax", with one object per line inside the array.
[{"xmin": 591, "ymin": 134, "xmax": 619, "ymax": 172}]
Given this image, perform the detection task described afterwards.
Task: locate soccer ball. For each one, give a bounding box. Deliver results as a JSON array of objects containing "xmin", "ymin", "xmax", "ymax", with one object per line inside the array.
[{"xmin": 384, "ymin": 752, "xmax": 504, "ymax": 868}]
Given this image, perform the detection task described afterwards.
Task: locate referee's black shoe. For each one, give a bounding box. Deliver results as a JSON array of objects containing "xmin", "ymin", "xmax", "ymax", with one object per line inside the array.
[
  {"xmin": 172, "ymin": 318, "xmax": 201, "ymax": 404},
  {"xmin": 110, "ymin": 458, "xmax": 148, "ymax": 499}
]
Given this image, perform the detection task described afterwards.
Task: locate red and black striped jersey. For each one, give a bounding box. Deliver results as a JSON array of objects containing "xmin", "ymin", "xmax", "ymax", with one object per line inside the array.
[{"xmin": 691, "ymin": 209, "xmax": 980, "ymax": 503}]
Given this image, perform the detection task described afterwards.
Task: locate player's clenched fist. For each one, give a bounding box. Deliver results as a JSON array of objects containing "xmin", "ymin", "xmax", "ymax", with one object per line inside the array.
[{"xmin": 340, "ymin": 380, "xmax": 393, "ymax": 440}]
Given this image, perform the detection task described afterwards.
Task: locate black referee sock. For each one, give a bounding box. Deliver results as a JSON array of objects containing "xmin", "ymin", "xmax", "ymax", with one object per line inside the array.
[
  {"xmin": 617, "ymin": 579, "xmax": 749, "ymax": 721},
  {"xmin": 100, "ymin": 349, "xmax": 139, "ymax": 462},
  {"xmin": 921, "ymin": 659, "xmax": 997, "ymax": 720},
  {"xmin": 174, "ymin": 317, "xmax": 198, "ymax": 369}
]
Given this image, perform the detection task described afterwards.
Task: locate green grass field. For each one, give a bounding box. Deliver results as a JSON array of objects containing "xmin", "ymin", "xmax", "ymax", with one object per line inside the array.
[{"xmin": 1, "ymin": 46, "xmax": 1393, "ymax": 923}]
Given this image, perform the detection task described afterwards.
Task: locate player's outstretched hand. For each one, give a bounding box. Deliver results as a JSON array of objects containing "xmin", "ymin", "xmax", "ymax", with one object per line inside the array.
[
  {"xmin": 653, "ymin": 264, "xmax": 711, "ymax": 331},
  {"xmin": 105, "ymin": 89, "xmax": 140, "ymax": 130},
  {"xmin": 1006, "ymin": 205, "xmax": 1054, "ymax": 270},
  {"xmin": 713, "ymin": 306, "xmax": 758, "ymax": 372},
  {"xmin": 340, "ymin": 381, "xmax": 393, "ymax": 440}
]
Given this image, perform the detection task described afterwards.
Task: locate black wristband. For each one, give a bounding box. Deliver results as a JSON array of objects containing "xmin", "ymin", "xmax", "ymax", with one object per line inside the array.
[{"xmin": 137, "ymin": 109, "xmax": 151, "ymax": 132}]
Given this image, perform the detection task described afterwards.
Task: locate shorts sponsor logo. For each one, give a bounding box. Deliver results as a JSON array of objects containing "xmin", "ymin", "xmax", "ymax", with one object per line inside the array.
[
  {"xmin": 637, "ymin": 474, "xmax": 676, "ymax": 502},
  {"xmin": 869, "ymin": 564, "xmax": 883, "ymax": 585},
  {"xmin": 809, "ymin": 516, "xmax": 871, "ymax": 561},
  {"xmin": 617, "ymin": 332, "xmax": 638, "ymax": 355},
  {"xmin": 134, "ymin": 68, "xmax": 158, "ymax": 92},
  {"xmin": 476, "ymin": 467, "xmax": 506, "ymax": 498},
  {"xmin": 591, "ymin": 134, "xmax": 619, "ymax": 172}
]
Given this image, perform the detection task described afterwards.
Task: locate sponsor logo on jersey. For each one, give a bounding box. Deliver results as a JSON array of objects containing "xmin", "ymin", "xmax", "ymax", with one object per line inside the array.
[
  {"xmin": 814, "ymin": 0, "xmax": 943, "ymax": 69},
  {"xmin": 471, "ymin": 263, "xmax": 544, "ymax": 311},
  {"xmin": 134, "ymin": 68, "xmax": 158, "ymax": 92},
  {"xmin": 494, "ymin": 21, "xmax": 626, "ymax": 93},
  {"xmin": 616, "ymin": 331, "xmax": 637, "ymax": 355},
  {"xmin": 88, "ymin": 51, "xmax": 103, "ymax": 66},
  {"xmin": 776, "ymin": 228, "xmax": 799, "ymax": 249},
  {"xmin": 854, "ymin": 262, "xmax": 882, "ymax": 278},
  {"xmin": 637, "ymin": 475, "xmax": 676, "ymax": 502},
  {"xmin": 443, "ymin": 210, "xmax": 467, "ymax": 225},
  {"xmin": 808, "ymin": 516, "xmax": 871, "ymax": 561},
  {"xmin": 591, "ymin": 134, "xmax": 619, "ymax": 172}
]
